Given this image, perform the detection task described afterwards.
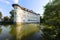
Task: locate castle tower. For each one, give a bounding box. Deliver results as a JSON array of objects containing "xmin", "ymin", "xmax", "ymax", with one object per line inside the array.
[{"xmin": 12, "ymin": 4, "xmax": 23, "ymax": 24}]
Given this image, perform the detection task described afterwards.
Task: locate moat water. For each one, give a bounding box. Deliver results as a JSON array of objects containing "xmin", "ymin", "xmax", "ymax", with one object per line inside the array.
[{"xmin": 0, "ymin": 24, "xmax": 42, "ymax": 40}]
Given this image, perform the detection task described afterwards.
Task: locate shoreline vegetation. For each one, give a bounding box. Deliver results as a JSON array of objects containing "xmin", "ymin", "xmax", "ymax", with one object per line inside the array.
[
  {"xmin": 0, "ymin": 22, "xmax": 40, "ymax": 25},
  {"xmin": 0, "ymin": 10, "xmax": 15, "ymax": 25},
  {"xmin": 0, "ymin": 21, "xmax": 15, "ymax": 25},
  {"xmin": 0, "ymin": 22, "xmax": 14, "ymax": 25},
  {"xmin": 0, "ymin": 14, "xmax": 15, "ymax": 25}
]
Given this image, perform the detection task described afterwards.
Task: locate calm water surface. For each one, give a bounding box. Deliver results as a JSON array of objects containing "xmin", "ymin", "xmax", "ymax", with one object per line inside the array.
[{"xmin": 0, "ymin": 24, "xmax": 42, "ymax": 40}]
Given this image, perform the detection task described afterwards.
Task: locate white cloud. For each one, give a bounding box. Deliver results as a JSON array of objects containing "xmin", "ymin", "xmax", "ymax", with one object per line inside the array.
[
  {"xmin": 0, "ymin": 9, "xmax": 1, "ymax": 11},
  {"xmin": 13, "ymin": 0, "xmax": 19, "ymax": 4},
  {"xmin": 5, "ymin": 1, "xmax": 10, "ymax": 4},
  {"xmin": 0, "ymin": 0, "xmax": 10, "ymax": 5},
  {"xmin": 0, "ymin": 7, "xmax": 2, "ymax": 11}
]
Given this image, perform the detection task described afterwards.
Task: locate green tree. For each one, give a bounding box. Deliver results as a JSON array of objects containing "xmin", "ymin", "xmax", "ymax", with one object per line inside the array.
[
  {"xmin": 3, "ymin": 16, "xmax": 10, "ymax": 23},
  {"xmin": 0, "ymin": 12, "xmax": 2, "ymax": 19},
  {"xmin": 40, "ymin": 16, "xmax": 44, "ymax": 24},
  {"xmin": 10, "ymin": 10, "xmax": 14, "ymax": 22},
  {"xmin": 42, "ymin": 0, "xmax": 60, "ymax": 40},
  {"xmin": 43, "ymin": 0, "xmax": 60, "ymax": 26}
]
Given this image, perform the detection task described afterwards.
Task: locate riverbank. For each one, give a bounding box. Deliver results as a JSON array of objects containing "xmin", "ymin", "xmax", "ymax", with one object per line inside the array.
[{"xmin": 0, "ymin": 22, "xmax": 14, "ymax": 25}]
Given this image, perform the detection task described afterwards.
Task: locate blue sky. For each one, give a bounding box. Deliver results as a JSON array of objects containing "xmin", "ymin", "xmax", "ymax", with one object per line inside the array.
[{"xmin": 0, "ymin": 0, "xmax": 49, "ymax": 17}]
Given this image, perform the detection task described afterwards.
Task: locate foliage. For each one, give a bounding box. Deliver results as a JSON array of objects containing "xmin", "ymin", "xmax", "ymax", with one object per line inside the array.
[
  {"xmin": 10, "ymin": 10, "xmax": 14, "ymax": 22},
  {"xmin": 3, "ymin": 16, "xmax": 10, "ymax": 23},
  {"xmin": 43, "ymin": 0, "xmax": 60, "ymax": 40},
  {"xmin": 0, "ymin": 12, "xmax": 2, "ymax": 18},
  {"xmin": 40, "ymin": 16, "xmax": 44, "ymax": 24},
  {"xmin": 42, "ymin": 25, "xmax": 57, "ymax": 40},
  {"xmin": 43, "ymin": 0, "xmax": 60, "ymax": 26}
]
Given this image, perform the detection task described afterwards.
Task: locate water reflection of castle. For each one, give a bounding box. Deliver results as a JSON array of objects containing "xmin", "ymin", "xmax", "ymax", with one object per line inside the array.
[{"xmin": 12, "ymin": 4, "xmax": 40, "ymax": 23}]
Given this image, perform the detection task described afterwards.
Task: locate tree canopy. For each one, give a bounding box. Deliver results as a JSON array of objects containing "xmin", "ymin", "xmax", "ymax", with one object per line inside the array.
[
  {"xmin": 42, "ymin": 0, "xmax": 60, "ymax": 40},
  {"xmin": 0, "ymin": 12, "xmax": 2, "ymax": 18},
  {"xmin": 3, "ymin": 16, "xmax": 10, "ymax": 22},
  {"xmin": 10, "ymin": 10, "xmax": 14, "ymax": 22},
  {"xmin": 43, "ymin": 0, "xmax": 60, "ymax": 26}
]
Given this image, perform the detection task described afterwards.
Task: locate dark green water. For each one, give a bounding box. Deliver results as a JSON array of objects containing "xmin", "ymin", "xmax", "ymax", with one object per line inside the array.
[{"xmin": 0, "ymin": 24, "xmax": 42, "ymax": 40}]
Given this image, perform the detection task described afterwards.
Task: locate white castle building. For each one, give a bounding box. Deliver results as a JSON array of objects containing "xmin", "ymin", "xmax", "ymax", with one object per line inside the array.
[{"xmin": 12, "ymin": 4, "xmax": 40, "ymax": 23}]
